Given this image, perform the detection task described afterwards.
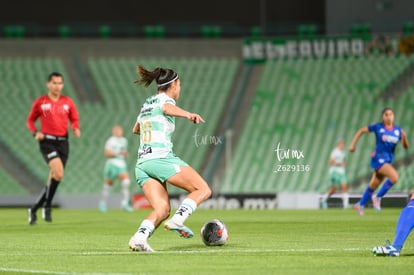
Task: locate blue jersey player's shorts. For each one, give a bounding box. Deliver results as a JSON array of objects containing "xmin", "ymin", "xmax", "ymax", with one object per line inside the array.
[{"xmin": 370, "ymin": 152, "xmax": 394, "ymax": 171}]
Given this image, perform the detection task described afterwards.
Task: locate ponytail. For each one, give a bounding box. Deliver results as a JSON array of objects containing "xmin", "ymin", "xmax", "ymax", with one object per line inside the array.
[
  {"xmin": 134, "ymin": 65, "xmax": 161, "ymax": 87},
  {"xmin": 135, "ymin": 65, "xmax": 179, "ymax": 90}
]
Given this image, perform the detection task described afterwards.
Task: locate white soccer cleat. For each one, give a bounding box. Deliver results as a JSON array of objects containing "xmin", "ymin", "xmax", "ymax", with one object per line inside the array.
[
  {"xmin": 371, "ymin": 194, "xmax": 381, "ymax": 211},
  {"xmin": 121, "ymin": 202, "xmax": 133, "ymax": 212},
  {"xmin": 164, "ymin": 220, "xmax": 194, "ymax": 238},
  {"xmin": 353, "ymin": 204, "xmax": 364, "ymax": 216},
  {"xmin": 128, "ymin": 237, "xmax": 154, "ymax": 252},
  {"xmin": 99, "ymin": 202, "xmax": 107, "ymax": 213},
  {"xmin": 372, "ymin": 241, "xmax": 400, "ymax": 257}
]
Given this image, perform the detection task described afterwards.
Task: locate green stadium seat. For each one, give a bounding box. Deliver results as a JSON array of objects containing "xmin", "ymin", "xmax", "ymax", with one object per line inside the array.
[
  {"xmin": 3, "ymin": 25, "xmax": 25, "ymax": 39},
  {"xmin": 58, "ymin": 25, "xmax": 71, "ymax": 39},
  {"xmin": 297, "ymin": 24, "xmax": 317, "ymax": 38},
  {"xmin": 99, "ymin": 25, "xmax": 111, "ymax": 39},
  {"xmin": 144, "ymin": 25, "xmax": 165, "ymax": 38},
  {"xmin": 403, "ymin": 21, "xmax": 414, "ymax": 35},
  {"xmin": 200, "ymin": 25, "xmax": 222, "ymax": 38},
  {"xmin": 250, "ymin": 26, "xmax": 262, "ymax": 38}
]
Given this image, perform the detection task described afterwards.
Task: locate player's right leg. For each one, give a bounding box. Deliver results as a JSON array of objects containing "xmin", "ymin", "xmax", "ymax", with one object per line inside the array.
[
  {"xmin": 340, "ymin": 183, "xmax": 349, "ymax": 209},
  {"xmin": 99, "ymin": 179, "xmax": 112, "ymax": 213},
  {"xmin": 372, "ymin": 195, "xmax": 414, "ymax": 257},
  {"xmin": 373, "ymin": 164, "xmax": 399, "ymax": 211},
  {"xmin": 119, "ymin": 173, "xmax": 133, "ymax": 212},
  {"xmin": 320, "ymin": 186, "xmax": 335, "ymax": 209},
  {"xmin": 164, "ymin": 166, "xmax": 211, "ymax": 238},
  {"xmin": 28, "ymin": 173, "xmax": 52, "ymax": 225},
  {"xmin": 354, "ymin": 172, "xmax": 384, "ymax": 215},
  {"xmin": 129, "ymin": 178, "xmax": 170, "ymax": 252},
  {"xmin": 42, "ymin": 158, "xmax": 64, "ymax": 222}
]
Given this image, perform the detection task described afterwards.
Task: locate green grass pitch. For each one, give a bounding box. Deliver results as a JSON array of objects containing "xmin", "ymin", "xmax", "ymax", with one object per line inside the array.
[{"xmin": 1, "ymin": 208, "xmax": 414, "ymax": 274}]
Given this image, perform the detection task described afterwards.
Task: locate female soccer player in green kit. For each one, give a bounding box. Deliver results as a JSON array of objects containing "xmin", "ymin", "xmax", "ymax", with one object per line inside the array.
[{"xmin": 128, "ymin": 65, "xmax": 211, "ymax": 252}]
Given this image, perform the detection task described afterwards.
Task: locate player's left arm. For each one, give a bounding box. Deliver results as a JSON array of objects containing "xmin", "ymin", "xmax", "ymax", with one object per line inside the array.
[
  {"xmin": 69, "ymin": 99, "xmax": 81, "ymax": 138},
  {"xmin": 26, "ymin": 99, "xmax": 40, "ymax": 135},
  {"xmin": 401, "ymin": 129, "xmax": 409, "ymax": 149},
  {"xmin": 162, "ymin": 103, "xmax": 205, "ymax": 124},
  {"xmin": 132, "ymin": 122, "xmax": 140, "ymax": 135}
]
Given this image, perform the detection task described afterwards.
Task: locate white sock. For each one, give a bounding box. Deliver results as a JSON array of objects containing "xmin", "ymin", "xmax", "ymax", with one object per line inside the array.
[
  {"xmin": 342, "ymin": 193, "xmax": 349, "ymax": 208},
  {"xmin": 134, "ymin": 219, "xmax": 154, "ymax": 240},
  {"xmin": 171, "ymin": 198, "xmax": 197, "ymax": 225},
  {"xmin": 100, "ymin": 183, "xmax": 111, "ymax": 205},
  {"xmin": 121, "ymin": 179, "xmax": 130, "ymax": 206},
  {"xmin": 321, "ymin": 193, "xmax": 329, "ymax": 202}
]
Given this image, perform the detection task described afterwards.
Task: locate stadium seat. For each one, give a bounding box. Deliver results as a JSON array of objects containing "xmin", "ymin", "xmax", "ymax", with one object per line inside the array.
[
  {"xmin": 250, "ymin": 26, "xmax": 262, "ymax": 38},
  {"xmin": 3, "ymin": 25, "xmax": 25, "ymax": 39},
  {"xmin": 403, "ymin": 21, "xmax": 414, "ymax": 35},
  {"xmin": 200, "ymin": 25, "xmax": 222, "ymax": 38},
  {"xmin": 144, "ymin": 25, "xmax": 165, "ymax": 38},
  {"xmin": 296, "ymin": 24, "xmax": 317, "ymax": 38},
  {"xmin": 99, "ymin": 25, "xmax": 111, "ymax": 39},
  {"xmin": 58, "ymin": 25, "xmax": 71, "ymax": 39}
]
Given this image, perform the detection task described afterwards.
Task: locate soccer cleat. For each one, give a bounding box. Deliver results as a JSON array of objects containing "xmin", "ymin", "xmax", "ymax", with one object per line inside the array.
[
  {"xmin": 353, "ymin": 204, "xmax": 364, "ymax": 216},
  {"xmin": 28, "ymin": 208, "xmax": 37, "ymax": 225},
  {"xmin": 42, "ymin": 207, "xmax": 52, "ymax": 222},
  {"xmin": 99, "ymin": 202, "xmax": 107, "ymax": 213},
  {"xmin": 128, "ymin": 236, "xmax": 154, "ymax": 252},
  {"xmin": 320, "ymin": 200, "xmax": 328, "ymax": 209},
  {"xmin": 121, "ymin": 202, "xmax": 133, "ymax": 212},
  {"xmin": 164, "ymin": 220, "xmax": 194, "ymax": 238},
  {"xmin": 372, "ymin": 241, "xmax": 400, "ymax": 257},
  {"xmin": 372, "ymin": 194, "xmax": 381, "ymax": 211}
]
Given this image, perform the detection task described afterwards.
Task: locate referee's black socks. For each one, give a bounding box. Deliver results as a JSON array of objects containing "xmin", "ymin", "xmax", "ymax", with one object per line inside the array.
[
  {"xmin": 31, "ymin": 186, "xmax": 47, "ymax": 211},
  {"xmin": 45, "ymin": 179, "xmax": 60, "ymax": 208}
]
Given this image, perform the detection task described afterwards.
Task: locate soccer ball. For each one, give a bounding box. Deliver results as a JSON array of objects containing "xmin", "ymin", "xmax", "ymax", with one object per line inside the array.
[{"xmin": 200, "ymin": 219, "xmax": 229, "ymax": 246}]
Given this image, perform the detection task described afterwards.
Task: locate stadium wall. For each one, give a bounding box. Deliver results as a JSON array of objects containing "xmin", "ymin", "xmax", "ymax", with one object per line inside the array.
[
  {"xmin": 0, "ymin": 38, "xmax": 243, "ymax": 58},
  {"xmin": 0, "ymin": 0, "xmax": 324, "ymax": 36},
  {"xmin": 326, "ymin": 0, "xmax": 414, "ymax": 34}
]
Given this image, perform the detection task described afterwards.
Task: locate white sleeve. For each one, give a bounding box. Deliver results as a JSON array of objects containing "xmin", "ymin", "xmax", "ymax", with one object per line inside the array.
[
  {"xmin": 105, "ymin": 137, "xmax": 114, "ymax": 150},
  {"xmin": 160, "ymin": 93, "xmax": 176, "ymax": 106}
]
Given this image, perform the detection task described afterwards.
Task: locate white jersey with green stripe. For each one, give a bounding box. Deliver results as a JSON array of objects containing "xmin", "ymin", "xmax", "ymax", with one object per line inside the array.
[
  {"xmin": 329, "ymin": 147, "xmax": 346, "ymax": 174},
  {"xmin": 136, "ymin": 93, "xmax": 176, "ymax": 163},
  {"xmin": 105, "ymin": 136, "xmax": 128, "ymax": 168}
]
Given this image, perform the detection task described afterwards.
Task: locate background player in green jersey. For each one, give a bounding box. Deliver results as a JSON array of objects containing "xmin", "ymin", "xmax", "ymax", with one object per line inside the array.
[
  {"xmin": 99, "ymin": 125, "xmax": 133, "ymax": 213},
  {"xmin": 320, "ymin": 138, "xmax": 349, "ymax": 209},
  {"xmin": 128, "ymin": 65, "xmax": 211, "ymax": 252}
]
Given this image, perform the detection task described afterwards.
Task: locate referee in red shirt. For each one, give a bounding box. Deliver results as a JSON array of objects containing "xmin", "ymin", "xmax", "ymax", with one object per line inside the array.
[{"xmin": 26, "ymin": 72, "xmax": 81, "ymax": 225}]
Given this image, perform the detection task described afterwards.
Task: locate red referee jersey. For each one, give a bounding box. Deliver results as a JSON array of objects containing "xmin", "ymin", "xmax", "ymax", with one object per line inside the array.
[{"xmin": 26, "ymin": 94, "xmax": 80, "ymax": 137}]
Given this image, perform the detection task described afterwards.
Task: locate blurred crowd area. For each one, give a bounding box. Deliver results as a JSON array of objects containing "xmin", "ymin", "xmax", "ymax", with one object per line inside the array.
[{"xmin": 365, "ymin": 33, "xmax": 414, "ymax": 56}]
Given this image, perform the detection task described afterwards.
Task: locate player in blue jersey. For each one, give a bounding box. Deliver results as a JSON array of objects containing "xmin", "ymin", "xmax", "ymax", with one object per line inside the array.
[
  {"xmin": 372, "ymin": 192, "xmax": 414, "ymax": 256},
  {"xmin": 349, "ymin": 107, "xmax": 409, "ymax": 215}
]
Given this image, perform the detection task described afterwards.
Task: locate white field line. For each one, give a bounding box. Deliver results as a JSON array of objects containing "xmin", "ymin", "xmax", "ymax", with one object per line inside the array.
[
  {"xmin": 0, "ymin": 267, "xmax": 133, "ymax": 275},
  {"xmin": 0, "ymin": 246, "xmax": 368, "ymax": 257}
]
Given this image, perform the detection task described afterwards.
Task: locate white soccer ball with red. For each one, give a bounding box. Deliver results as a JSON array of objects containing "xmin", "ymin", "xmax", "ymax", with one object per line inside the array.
[{"xmin": 200, "ymin": 219, "xmax": 229, "ymax": 246}]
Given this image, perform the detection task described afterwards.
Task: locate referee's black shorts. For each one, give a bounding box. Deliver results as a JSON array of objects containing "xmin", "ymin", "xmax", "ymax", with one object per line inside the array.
[{"xmin": 39, "ymin": 138, "xmax": 69, "ymax": 166}]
